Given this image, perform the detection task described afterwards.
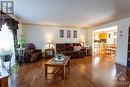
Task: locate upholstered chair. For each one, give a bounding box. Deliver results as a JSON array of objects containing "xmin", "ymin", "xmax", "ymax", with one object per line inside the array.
[{"xmin": 25, "ymin": 43, "xmax": 42, "ymax": 62}]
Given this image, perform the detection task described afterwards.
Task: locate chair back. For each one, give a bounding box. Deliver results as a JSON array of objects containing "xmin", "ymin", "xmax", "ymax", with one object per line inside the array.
[{"xmin": 26, "ymin": 43, "xmax": 35, "ymax": 49}]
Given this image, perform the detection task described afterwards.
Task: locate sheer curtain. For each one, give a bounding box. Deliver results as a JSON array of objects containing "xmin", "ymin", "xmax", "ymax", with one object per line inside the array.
[
  {"xmin": 0, "ymin": 24, "xmax": 14, "ymax": 49},
  {"xmin": 0, "ymin": 24, "xmax": 15, "ymax": 66}
]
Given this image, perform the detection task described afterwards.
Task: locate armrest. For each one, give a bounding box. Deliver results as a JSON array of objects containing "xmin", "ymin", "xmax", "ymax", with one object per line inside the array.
[{"xmin": 56, "ymin": 49, "xmax": 61, "ymax": 54}]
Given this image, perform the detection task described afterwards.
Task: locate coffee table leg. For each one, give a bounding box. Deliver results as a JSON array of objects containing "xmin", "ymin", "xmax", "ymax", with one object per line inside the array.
[
  {"xmin": 45, "ymin": 65, "xmax": 47, "ymax": 78},
  {"xmin": 68, "ymin": 60, "xmax": 70, "ymax": 72},
  {"xmin": 62, "ymin": 65, "xmax": 66, "ymax": 79}
]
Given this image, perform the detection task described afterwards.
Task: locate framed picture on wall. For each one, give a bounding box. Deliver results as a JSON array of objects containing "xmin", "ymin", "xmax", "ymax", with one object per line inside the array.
[
  {"xmin": 60, "ymin": 30, "xmax": 64, "ymax": 38},
  {"xmin": 73, "ymin": 30, "xmax": 77, "ymax": 38},
  {"xmin": 108, "ymin": 33, "xmax": 111, "ymax": 38},
  {"xmin": 114, "ymin": 32, "xmax": 117, "ymax": 36},
  {"xmin": 67, "ymin": 30, "xmax": 71, "ymax": 38}
]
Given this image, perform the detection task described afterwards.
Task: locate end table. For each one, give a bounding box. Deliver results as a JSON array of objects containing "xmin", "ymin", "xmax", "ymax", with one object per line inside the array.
[
  {"xmin": 45, "ymin": 49, "xmax": 55, "ymax": 57},
  {"xmin": 17, "ymin": 48, "xmax": 25, "ymax": 64}
]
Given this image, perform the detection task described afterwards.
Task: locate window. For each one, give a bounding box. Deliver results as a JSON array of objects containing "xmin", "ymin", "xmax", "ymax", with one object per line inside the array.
[
  {"xmin": 0, "ymin": 24, "xmax": 14, "ymax": 50},
  {"xmin": 0, "ymin": 24, "xmax": 14, "ymax": 66}
]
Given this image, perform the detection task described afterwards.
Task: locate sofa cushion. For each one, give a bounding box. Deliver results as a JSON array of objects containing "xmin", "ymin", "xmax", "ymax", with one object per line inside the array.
[
  {"xmin": 74, "ymin": 46, "xmax": 81, "ymax": 51},
  {"xmin": 56, "ymin": 44, "xmax": 66, "ymax": 51},
  {"xmin": 65, "ymin": 43, "xmax": 74, "ymax": 51},
  {"xmin": 56, "ymin": 43, "xmax": 86, "ymax": 58},
  {"xmin": 73, "ymin": 43, "xmax": 81, "ymax": 46}
]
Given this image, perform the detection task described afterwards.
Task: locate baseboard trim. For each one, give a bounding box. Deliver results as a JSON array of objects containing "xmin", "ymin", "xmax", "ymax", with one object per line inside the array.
[{"xmin": 116, "ymin": 62, "xmax": 127, "ymax": 66}]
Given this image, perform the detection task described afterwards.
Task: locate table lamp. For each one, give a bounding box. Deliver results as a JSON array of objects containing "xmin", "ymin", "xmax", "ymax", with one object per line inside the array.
[
  {"xmin": 80, "ymin": 40, "xmax": 86, "ymax": 48},
  {"xmin": 48, "ymin": 40, "xmax": 52, "ymax": 49}
]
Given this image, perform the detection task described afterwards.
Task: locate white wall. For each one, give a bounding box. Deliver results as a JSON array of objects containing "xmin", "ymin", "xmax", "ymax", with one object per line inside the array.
[
  {"xmin": 87, "ymin": 17, "xmax": 130, "ymax": 66},
  {"xmin": 107, "ymin": 31, "xmax": 117, "ymax": 44},
  {"xmin": 22, "ymin": 24, "xmax": 87, "ymax": 51}
]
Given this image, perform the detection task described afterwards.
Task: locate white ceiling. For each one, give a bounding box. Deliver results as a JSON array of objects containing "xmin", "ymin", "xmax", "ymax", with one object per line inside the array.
[{"xmin": 15, "ymin": 0, "xmax": 130, "ymax": 28}]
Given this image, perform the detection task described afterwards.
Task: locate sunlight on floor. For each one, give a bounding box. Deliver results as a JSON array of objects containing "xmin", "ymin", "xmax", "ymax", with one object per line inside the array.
[{"xmin": 93, "ymin": 57, "xmax": 100, "ymax": 65}]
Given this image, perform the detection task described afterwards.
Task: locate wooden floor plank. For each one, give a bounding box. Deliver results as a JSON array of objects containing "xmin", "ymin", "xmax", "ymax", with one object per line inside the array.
[{"xmin": 15, "ymin": 52, "xmax": 130, "ymax": 87}]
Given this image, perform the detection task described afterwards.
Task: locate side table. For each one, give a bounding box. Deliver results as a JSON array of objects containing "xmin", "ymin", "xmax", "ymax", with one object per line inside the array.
[
  {"xmin": 17, "ymin": 48, "xmax": 25, "ymax": 64},
  {"xmin": 86, "ymin": 48, "xmax": 92, "ymax": 56},
  {"xmin": 45, "ymin": 49, "xmax": 55, "ymax": 57}
]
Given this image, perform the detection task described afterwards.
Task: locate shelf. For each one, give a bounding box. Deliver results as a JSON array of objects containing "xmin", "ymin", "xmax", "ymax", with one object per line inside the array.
[{"xmin": 127, "ymin": 28, "xmax": 130, "ymax": 68}]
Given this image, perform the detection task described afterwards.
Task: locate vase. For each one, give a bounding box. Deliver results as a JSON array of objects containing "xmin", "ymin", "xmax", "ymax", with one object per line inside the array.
[{"xmin": 3, "ymin": 55, "xmax": 12, "ymax": 62}]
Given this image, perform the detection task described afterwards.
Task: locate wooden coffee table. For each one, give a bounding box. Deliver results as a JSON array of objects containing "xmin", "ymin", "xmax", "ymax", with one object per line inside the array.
[{"xmin": 45, "ymin": 56, "xmax": 70, "ymax": 79}]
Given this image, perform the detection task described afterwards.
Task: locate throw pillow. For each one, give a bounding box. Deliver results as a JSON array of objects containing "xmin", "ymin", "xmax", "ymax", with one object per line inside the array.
[{"xmin": 74, "ymin": 46, "xmax": 81, "ymax": 51}]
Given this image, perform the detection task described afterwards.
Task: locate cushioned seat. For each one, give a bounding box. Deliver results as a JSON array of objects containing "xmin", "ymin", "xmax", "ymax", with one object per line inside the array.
[
  {"xmin": 56, "ymin": 43, "xmax": 86, "ymax": 58},
  {"xmin": 25, "ymin": 43, "xmax": 42, "ymax": 62}
]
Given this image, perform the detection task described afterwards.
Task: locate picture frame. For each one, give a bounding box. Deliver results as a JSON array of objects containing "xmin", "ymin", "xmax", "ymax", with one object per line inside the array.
[
  {"xmin": 45, "ymin": 49, "xmax": 55, "ymax": 57},
  {"xmin": 73, "ymin": 30, "xmax": 77, "ymax": 38},
  {"xmin": 67, "ymin": 30, "xmax": 71, "ymax": 38},
  {"xmin": 60, "ymin": 30, "xmax": 64, "ymax": 38},
  {"xmin": 108, "ymin": 33, "xmax": 111, "ymax": 38}
]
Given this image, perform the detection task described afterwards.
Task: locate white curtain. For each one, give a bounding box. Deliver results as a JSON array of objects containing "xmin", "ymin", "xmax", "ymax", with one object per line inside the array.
[
  {"xmin": 0, "ymin": 24, "xmax": 15, "ymax": 66},
  {"xmin": 0, "ymin": 24, "xmax": 14, "ymax": 50}
]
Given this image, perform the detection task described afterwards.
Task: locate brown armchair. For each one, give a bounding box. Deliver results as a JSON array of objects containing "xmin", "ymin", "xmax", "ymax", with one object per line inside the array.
[{"xmin": 25, "ymin": 43, "xmax": 42, "ymax": 62}]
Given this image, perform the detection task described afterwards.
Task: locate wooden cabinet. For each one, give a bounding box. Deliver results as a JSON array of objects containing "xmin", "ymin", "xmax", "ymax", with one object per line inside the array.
[
  {"xmin": 127, "ymin": 27, "xmax": 130, "ymax": 68},
  {"xmin": 0, "ymin": 67, "xmax": 9, "ymax": 87}
]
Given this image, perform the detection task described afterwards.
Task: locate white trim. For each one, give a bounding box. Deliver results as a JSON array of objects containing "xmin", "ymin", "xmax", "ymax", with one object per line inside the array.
[{"xmin": 116, "ymin": 62, "xmax": 127, "ymax": 66}]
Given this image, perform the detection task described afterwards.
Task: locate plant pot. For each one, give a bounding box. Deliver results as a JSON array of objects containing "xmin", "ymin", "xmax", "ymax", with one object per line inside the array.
[
  {"xmin": 58, "ymin": 56, "xmax": 61, "ymax": 60},
  {"xmin": 3, "ymin": 55, "xmax": 12, "ymax": 62}
]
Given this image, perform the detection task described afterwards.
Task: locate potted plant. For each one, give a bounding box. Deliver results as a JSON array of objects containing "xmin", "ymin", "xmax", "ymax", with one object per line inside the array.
[
  {"xmin": 0, "ymin": 49, "xmax": 19, "ymax": 86},
  {"xmin": 0, "ymin": 49, "xmax": 13, "ymax": 62},
  {"xmin": 57, "ymin": 54, "xmax": 64, "ymax": 60},
  {"xmin": 17, "ymin": 35, "xmax": 26, "ymax": 64},
  {"xmin": 17, "ymin": 34, "xmax": 26, "ymax": 48}
]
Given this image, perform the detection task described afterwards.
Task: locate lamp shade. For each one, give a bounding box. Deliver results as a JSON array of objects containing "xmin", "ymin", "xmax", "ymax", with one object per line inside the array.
[{"xmin": 47, "ymin": 40, "xmax": 52, "ymax": 44}]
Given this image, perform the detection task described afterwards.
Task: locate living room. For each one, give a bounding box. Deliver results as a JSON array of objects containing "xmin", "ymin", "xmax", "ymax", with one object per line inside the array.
[{"xmin": 1, "ymin": 0, "xmax": 130, "ymax": 87}]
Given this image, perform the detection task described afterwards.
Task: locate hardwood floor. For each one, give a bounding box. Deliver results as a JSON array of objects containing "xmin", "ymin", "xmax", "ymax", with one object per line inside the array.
[{"xmin": 16, "ymin": 52, "xmax": 130, "ymax": 87}]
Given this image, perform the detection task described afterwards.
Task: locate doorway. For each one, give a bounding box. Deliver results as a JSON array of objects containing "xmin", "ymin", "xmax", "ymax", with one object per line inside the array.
[{"xmin": 92, "ymin": 26, "xmax": 117, "ymax": 63}]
